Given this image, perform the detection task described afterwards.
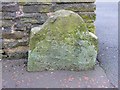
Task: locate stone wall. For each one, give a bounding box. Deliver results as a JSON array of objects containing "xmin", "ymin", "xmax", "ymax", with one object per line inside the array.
[
  {"xmin": 1, "ymin": 2, "xmax": 29, "ymax": 59},
  {"xmin": 1, "ymin": 1, "xmax": 96, "ymax": 60}
]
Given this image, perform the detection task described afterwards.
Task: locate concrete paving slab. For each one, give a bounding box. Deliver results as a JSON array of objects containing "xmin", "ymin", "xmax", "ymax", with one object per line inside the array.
[{"xmin": 2, "ymin": 59, "xmax": 113, "ymax": 88}]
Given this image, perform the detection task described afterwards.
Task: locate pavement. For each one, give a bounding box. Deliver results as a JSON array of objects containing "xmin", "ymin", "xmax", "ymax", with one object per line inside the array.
[
  {"xmin": 2, "ymin": 2, "xmax": 118, "ymax": 88},
  {"xmin": 2, "ymin": 59, "xmax": 112, "ymax": 88}
]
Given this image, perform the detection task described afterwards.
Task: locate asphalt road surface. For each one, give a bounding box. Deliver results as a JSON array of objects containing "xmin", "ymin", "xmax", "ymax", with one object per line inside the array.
[{"xmin": 95, "ymin": 2, "xmax": 118, "ymax": 87}]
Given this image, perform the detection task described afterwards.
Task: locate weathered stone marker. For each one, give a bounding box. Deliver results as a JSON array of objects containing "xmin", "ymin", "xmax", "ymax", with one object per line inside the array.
[{"xmin": 27, "ymin": 10, "xmax": 98, "ymax": 71}]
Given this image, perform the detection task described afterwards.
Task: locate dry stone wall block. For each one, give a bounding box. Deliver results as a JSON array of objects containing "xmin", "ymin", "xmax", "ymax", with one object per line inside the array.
[
  {"xmin": 3, "ymin": 46, "xmax": 28, "ymax": 59},
  {"xmin": 2, "ymin": 3, "xmax": 19, "ymax": 12}
]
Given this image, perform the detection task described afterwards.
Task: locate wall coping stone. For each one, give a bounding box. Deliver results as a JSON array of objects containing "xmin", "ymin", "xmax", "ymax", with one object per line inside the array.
[{"xmin": 17, "ymin": 0, "xmax": 95, "ymax": 3}]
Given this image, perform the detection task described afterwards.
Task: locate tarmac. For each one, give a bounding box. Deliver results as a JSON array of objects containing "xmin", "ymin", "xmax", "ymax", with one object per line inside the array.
[{"xmin": 95, "ymin": 2, "xmax": 118, "ymax": 87}]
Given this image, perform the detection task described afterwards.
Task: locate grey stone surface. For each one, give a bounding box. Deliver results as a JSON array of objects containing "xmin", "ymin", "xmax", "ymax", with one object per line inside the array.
[
  {"xmin": 14, "ymin": 22, "xmax": 32, "ymax": 31},
  {"xmin": 23, "ymin": 4, "xmax": 52, "ymax": 13},
  {"xmin": 2, "ymin": 30, "xmax": 28, "ymax": 39},
  {"xmin": 2, "ymin": 12, "xmax": 16, "ymax": 20},
  {"xmin": 16, "ymin": 12, "xmax": 96, "ymax": 25},
  {"xmin": 15, "ymin": 13, "xmax": 48, "ymax": 25},
  {"xmin": 3, "ymin": 38, "xmax": 29, "ymax": 49},
  {"xmin": 2, "ymin": 3, "xmax": 19, "ymax": 12},
  {"xmin": 18, "ymin": 0, "xmax": 95, "ymax": 3},
  {"xmin": 23, "ymin": 3, "xmax": 96, "ymax": 13},
  {"xmin": 77, "ymin": 12, "xmax": 96, "ymax": 23},
  {"xmin": 2, "ymin": 20, "xmax": 15, "ymax": 27},
  {"xmin": 54, "ymin": 3, "xmax": 96, "ymax": 12},
  {"xmin": 0, "ymin": 12, "xmax": 2, "ymax": 20},
  {"xmin": 3, "ymin": 46, "xmax": 28, "ymax": 59},
  {"xmin": 95, "ymin": 2, "xmax": 118, "ymax": 87}
]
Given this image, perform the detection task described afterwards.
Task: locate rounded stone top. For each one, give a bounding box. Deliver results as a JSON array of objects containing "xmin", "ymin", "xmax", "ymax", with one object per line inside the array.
[
  {"xmin": 30, "ymin": 9, "xmax": 88, "ymax": 50},
  {"xmin": 52, "ymin": 9, "xmax": 80, "ymax": 17}
]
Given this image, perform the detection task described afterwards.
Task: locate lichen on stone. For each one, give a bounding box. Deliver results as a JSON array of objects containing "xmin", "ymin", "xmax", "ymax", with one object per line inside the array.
[{"xmin": 27, "ymin": 10, "xmax": 98, "ymax": 72}]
